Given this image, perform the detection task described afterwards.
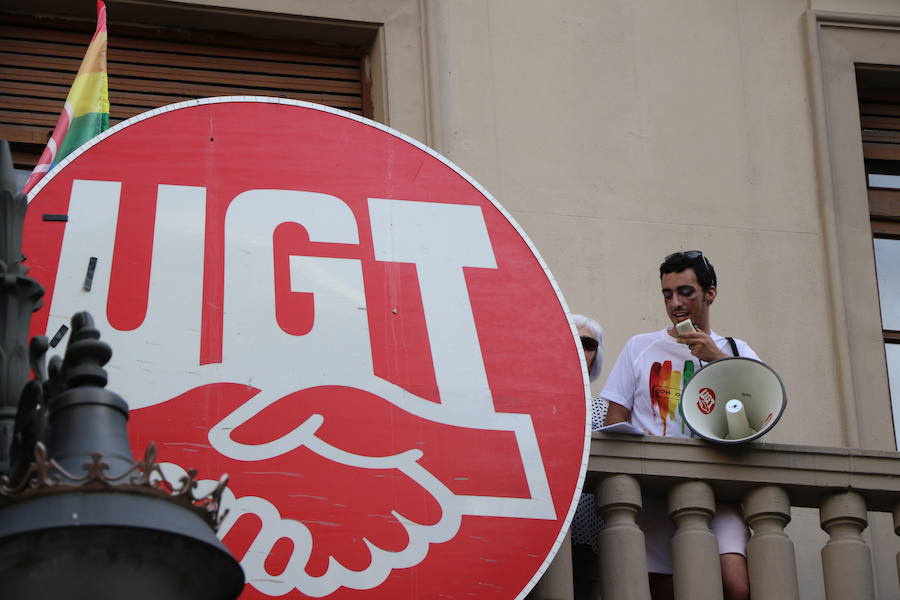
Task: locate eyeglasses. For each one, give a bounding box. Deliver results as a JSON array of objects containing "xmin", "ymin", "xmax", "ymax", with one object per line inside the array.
[
  {"xmin": 665, "ymin": 250, "xmax": 716, "ymax": 287},
  {"xmin": 580, "ymin": 336, "xmax": 599, "ymax": 352}
]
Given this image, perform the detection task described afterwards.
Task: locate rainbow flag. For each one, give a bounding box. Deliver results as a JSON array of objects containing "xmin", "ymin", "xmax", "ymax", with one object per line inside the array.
[{"xmin": 23, "ymin": 1, "xmax": 109, "ymax": 194}]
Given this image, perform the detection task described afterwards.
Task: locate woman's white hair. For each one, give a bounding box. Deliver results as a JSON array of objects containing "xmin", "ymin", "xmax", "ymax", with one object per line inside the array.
[{"xmin": 572, "ymin": 314, "xmax": 603, "ymax": 381}]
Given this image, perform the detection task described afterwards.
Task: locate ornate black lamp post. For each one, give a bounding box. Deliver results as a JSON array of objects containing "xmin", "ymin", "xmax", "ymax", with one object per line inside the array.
[{"xmin": 0, "ymin": 141, "xmax": 245, "ymax": 600}]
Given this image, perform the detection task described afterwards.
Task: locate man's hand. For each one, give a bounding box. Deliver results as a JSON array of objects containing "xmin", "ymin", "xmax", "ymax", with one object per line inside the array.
[
  {"xmin": 675, "ymin": 329, "xmax": 728, "ymax": 362},
  {"xmin": 605, "ymin": 401, "xmax": 631, "ymax": 425}
]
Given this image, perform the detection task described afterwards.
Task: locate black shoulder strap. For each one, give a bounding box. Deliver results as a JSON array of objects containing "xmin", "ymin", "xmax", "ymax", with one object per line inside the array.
[{"xmin": 727, "ymin": 337, "xmax": 739, "ymax": 357}]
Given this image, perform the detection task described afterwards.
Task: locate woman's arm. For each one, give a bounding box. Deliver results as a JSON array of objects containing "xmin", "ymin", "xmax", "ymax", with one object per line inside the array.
[{"xmin": 604, "ymin": 401, "xmax": 631, "ymax": 425}]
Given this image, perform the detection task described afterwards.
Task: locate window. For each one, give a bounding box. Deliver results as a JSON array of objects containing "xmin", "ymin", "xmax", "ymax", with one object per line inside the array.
[
  {"xmin": 858, "ymin": 66, "xmax": 900, "ymax": 448},
  {"xmin": 0, "ymin": 8, "xmax": 374, "ymax": 184},
  {"xmin": 808, "ymin": 13, "xmax": 900, "ymax": 450}
]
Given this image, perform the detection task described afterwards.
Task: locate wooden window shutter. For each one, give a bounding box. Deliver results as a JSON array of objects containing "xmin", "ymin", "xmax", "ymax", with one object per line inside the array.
[
  {"xmin": 858, "ymin": 67, "xmax": 900, "ymax": 238},
  {"xmin": 858, "ymin": 66, "xmax": 900, "ymax": 344},
  {"xmin": 0, "ymin": 12, "xmax": 371, "ymax": 167}
]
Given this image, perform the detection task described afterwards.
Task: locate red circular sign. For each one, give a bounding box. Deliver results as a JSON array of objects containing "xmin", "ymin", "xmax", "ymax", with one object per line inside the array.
[
  {"xmin": 697, "ymin": 387, "xmax": 717, "ymax": 415},
  {"xmin": 24, "ymin": 98, "xmax": 588, "ymax": 599}
]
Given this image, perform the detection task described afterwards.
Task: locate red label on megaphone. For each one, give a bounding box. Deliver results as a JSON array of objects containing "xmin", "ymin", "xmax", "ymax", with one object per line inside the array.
[{"xmin": 697, "ymin": 387, "xmax": 717, "ymax": 415}]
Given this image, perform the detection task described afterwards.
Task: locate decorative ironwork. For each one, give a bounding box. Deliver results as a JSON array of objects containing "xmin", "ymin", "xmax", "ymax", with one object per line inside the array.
[
  {"xmin": 0, "ymin": 141, "xmax": 45, "ymax": 477},
  {"xmin": 0, "ymin": 283, "xmax": 233, "ymax": 530},
  {"xmin": 0, "ymin": 268, "xmax": 235, "ymax": 529},
  {"xmin": 0, "ymin": 139, "xmax": 243, "ymax": 598},
  {"xmin": 0, "ymin": 440, "xmax": 230, "ymax": 529}
]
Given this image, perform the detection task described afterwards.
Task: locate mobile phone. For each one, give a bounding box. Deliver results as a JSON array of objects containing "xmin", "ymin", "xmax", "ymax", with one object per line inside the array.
[{"xmin": 675, "ymin": 319, "xmax": 695, "ymax": 335}]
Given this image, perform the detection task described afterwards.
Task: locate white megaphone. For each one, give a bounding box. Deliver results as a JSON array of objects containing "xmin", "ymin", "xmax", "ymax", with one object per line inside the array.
[{"xmin": 680, "ymin": 357, "xmax": 786, "ymax": 444}]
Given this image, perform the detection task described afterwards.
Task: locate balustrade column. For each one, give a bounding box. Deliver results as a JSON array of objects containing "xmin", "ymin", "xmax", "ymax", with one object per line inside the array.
[
  {"xmin": 819, "ymin": 491, "xmax": 875, "ymax": 600},
  {"xmin": 668, "ymin": 480, "xmax": 723, "ymax": 600},
  {"xmin": 595, "ymin": 474, "xmax": 651, "ymax": 600},
  {"xmin": 894, "ymin": 500, "xmax": 900, "ymax": 589},
  {"xmin": 743, "ymin": 485, "xmax": 799, "ymax": 600},
  {"xmin": 529, "ymin": 530, "xmax": 574, "ymax": 600}
]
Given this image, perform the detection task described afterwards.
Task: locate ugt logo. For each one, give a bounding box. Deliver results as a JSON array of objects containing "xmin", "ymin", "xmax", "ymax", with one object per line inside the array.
[
  {"xmin": 25, "ymin": 99, "xmax": 588, "ymax": 600},
  {"xmin": 697, "ymin": 387, "xmax": 717, "ymax": 415}
]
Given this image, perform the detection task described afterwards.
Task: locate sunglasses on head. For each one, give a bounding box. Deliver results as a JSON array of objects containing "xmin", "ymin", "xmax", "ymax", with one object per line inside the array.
[
  {"xmin": 580, "ymin": 336, "xmax": 599, "ymax": 352},
  {"xmin": 665, "ymin": 250, "xmax": 716, "ymax": 287}
]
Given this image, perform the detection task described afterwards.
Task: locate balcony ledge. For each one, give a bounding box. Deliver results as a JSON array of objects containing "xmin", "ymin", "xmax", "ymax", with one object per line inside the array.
[{"xmin": 588, "ymin": 433, "xmax": 900, "ymax": 511}]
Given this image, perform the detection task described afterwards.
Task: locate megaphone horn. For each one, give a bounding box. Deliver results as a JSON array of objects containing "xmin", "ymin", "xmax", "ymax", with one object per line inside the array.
[{"xmin": 680, "ymin": 357, "xmax": 786, "ymax": 444}]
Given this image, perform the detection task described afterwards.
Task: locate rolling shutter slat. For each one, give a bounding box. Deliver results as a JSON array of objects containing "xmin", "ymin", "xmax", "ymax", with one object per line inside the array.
[{"xmin": 0, "ymin": 14, "xmax": 369, "ymax": 152}]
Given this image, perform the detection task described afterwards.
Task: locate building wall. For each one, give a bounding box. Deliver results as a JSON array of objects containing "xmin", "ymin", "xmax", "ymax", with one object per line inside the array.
[
  {"xmin": 428, "ymin": 0, "xmax": 839, "ymax": 448},
  {"xmin": 17, "ymin": 0, "xmax": 900, "ymax": 595},
  {"xmin": 813, "ymin": 0, "xmax": 900, "ymax": 15},
  {"xmin": 172, "ymin": 5, "xmax": 900, "ymax": 594},
  {"xmin": 187, "ymin": 0, "xmax": 897, "ymax": 450}
]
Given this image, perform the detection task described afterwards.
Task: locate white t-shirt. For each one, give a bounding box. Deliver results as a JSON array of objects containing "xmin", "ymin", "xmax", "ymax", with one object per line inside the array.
[
  {"xmin": 600, "ymin": 329, "xmax": 758, "ymax": 437},
  {"xmin": 600, "ymin": 328, "xmax": 759, "ymax": 573}
]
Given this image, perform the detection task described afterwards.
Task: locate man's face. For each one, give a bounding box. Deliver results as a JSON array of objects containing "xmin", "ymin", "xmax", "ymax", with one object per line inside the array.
[{"xmin": 660, "ymin": 268, "xmax": 715, "ymax": 329}]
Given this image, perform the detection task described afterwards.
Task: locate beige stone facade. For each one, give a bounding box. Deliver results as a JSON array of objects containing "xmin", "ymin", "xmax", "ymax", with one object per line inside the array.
[
  {"xmin": 125, "ymin": 0, "xmax": 900, "ymax": 598},
  {"xmin": 16, "ymin": 0, "xmax": 896, "ymax": 447},
  {"xmin": 152, "ymin": 0, "xmax": 900, "ymax": 453},
  {"xmin": 8, "ymin": 0, "xmax": 900, "ymax": 597},
  {"xmin": 254, "ymin": 2, "xmax": 900, "ymax": 596}
]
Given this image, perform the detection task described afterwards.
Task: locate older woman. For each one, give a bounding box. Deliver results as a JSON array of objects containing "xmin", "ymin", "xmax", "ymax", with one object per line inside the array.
[
  {"xmin": 570, "ymin": 314, "xmax": 605, "ymax": 600},
  {"xmin": 572, "ymin": 314, "xmax": 605, "ymax": 427}
]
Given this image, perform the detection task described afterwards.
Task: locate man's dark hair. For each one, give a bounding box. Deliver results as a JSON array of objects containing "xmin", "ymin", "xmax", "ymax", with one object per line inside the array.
[{"xmin": 659, "ymin": 251, "xmax": 717, "ymax": 290}]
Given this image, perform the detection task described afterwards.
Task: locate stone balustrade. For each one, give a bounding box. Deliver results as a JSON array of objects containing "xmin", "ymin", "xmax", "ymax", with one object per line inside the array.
[{"xmin": 530, "ymin": 434, "xmax": 900, "ymax": 600}]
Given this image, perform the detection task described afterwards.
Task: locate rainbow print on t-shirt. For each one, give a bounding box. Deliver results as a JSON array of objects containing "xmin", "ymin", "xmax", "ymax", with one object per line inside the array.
[{"xmin": 648, "ymin": 359, "xmax": 696, "ymax": 435}]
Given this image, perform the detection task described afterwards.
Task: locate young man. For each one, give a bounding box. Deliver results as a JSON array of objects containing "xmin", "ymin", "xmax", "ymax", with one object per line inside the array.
[{"xmin": 602, "ymin": 251, "xmax": 756, "ymax": 600}]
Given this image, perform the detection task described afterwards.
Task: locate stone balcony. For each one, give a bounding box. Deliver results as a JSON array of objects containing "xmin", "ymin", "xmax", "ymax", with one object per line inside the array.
[{"xmin": 531, "ymin": 433, "xmax": 900, "ymax": 600}]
